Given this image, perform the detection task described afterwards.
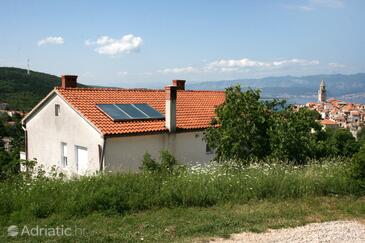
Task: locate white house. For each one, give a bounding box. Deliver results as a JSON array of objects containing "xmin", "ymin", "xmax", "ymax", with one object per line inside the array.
[{"xmin": 21, "ymin": 75, "xmax": 225, "ymax": 176}]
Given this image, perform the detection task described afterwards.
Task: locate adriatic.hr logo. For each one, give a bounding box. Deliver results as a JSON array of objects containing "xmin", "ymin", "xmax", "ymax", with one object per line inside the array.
[
  {"xmin": 7, "ymin": 225, "xmax": 19, "ymax": 237},
  {"xmin": 5, "ymin": 224, "xmax": 86, "ymax": 237}
]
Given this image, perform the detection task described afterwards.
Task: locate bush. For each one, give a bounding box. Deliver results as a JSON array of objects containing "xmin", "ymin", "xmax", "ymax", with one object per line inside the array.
[
  {"xmin": 326, "ymin": 128, "xmax": 360, "ymax": 157},
  {"xmin": 0, "ymin": 150, "xmax": 20, "ymax": 180},
  {"xmin": 160, "ymin": 150, "xmax": 179, "ymax": 174},
  {"xmin": 351, "ymin": 145, "xmax": 365, "ymax": 188},
  {"xmin": 140, "ymin": 153, "xmax": 159, "ymax": 173},
  {"xmin": 140, "ymin": 150, "xmax": 180, "ymax": 174}
]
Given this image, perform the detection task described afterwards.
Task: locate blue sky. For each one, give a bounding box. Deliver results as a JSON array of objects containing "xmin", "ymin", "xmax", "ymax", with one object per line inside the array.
[{"xmin": 1, "ymin": 0, "xmax": 364, "ymax": 87}]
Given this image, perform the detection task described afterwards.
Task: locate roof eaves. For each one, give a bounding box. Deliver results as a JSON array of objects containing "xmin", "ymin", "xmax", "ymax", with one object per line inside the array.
[{"xmin": 103, "ymin": 126, "xmax": 208, "ymax": 138}]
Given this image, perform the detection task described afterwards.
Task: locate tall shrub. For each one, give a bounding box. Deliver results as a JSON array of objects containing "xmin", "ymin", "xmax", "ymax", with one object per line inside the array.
[{"xmin": 351, "ymin": 144, "xmax": 365, "ymax": 188}]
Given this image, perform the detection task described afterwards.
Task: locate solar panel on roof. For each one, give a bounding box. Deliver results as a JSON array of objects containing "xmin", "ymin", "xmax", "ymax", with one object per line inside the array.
[
  {"xmin": 134, "ymin": 104, "xmax": 164, "ymax": 119},
  {"xmin": 116, "ymin": 104, "xmax": 148, "ymax": 119},
  {"xmin": 96, "ymin": 104, "xmax": 131, "ymax": 121},
  {"xmin": 96, "ymin": 103, "xmax": 164, "ymax": 121}
]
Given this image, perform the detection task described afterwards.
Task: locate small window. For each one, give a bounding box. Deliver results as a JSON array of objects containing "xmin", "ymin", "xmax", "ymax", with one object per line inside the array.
[
  {"xmin": 55, "ymin": 104, "xmax": 60, "ymax": 116},
  {"xmin": 61, "ymin": 142, "xmax": 68, "ymax": 167},
  {"xmin": 206, "ymin": 143, "xmax": 213, "ymax": 154}
]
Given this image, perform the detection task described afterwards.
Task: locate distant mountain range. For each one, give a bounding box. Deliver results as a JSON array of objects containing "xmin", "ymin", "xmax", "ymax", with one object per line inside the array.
[
  {"xmin": 188, "ymin": 73, "xmax": 365, "ymax": 104},
  {"xmin": 1, "ymin": 67, "xmax": 365, "ymax": 111}
]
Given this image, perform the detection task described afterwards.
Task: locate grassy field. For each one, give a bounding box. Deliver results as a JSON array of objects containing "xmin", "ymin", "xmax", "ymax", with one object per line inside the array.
[
  {"xmin": 0, "ymin": 158, "xmax": 363, "ymax": 242},
  {"xmin": 0, "ymin": 196, "xmax": 364, "ymax": 242}
]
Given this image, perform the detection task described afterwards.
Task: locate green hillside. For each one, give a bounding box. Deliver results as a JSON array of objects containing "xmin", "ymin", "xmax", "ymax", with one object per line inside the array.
[{"xmin": 0, "ymin": 67, "xmax": 78, "ymax": 111}]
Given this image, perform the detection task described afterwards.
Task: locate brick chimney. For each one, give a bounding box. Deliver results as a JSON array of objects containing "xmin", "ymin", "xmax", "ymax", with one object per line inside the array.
[
  {"xmin": 61, "ymin": 75, "xmax": 78, "ymax": 88},
  {"xmin": 172, "ymin": 80, "xmax": 186, "ymax": 90},
  {"xmin": 165, "ymin": 85, "xmax": 177, "ymax": 132}
]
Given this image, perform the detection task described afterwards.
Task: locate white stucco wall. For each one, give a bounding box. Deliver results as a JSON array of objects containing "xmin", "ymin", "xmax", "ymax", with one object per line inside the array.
[
  {"xmin": 104, "ymin": 131, "xmax": 214, "ymax": 172},
  {"xmin": 25, "ymin": 93, "xmax": 103, "ymax": 176},
  {"xmin": 25, "ymin": 92, "xmax": 214, "ymax": 175}
]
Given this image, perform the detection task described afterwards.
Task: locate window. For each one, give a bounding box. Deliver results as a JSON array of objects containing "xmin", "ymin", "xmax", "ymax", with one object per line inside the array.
[
  {"xmin": 76, "ymin": 146, "xmax": 88, "ymax": 175},
  {"xmin": 206, "ymin": 143, "xmax": 213, "ymax": 154},
  {"xmin": 55, "ymin": 104, "xmax": 60, "ymax": 116},
  {"xmin": 61, "ymin": 142, "xmax": 68, "ymax": 167}
]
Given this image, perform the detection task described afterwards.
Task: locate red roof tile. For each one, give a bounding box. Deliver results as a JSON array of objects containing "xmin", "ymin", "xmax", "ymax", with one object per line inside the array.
[
  {"xmin": 320, "ymin": 119, "xmax": 337, "ymax": 125},
  {"xmin": 56, "ymin": 88, "xmax": 225, "ymax": 135}
]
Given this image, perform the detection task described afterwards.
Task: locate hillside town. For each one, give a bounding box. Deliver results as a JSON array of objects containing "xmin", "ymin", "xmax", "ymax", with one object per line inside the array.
[{"xmin": 305, "ymin": 80, "xmax": 365, "ymax": 138}]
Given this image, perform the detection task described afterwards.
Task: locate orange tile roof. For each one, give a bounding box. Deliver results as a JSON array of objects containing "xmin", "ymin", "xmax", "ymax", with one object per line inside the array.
[
  {"xmin": 56, "ymin": 87, "xmax": 225, "ymax": 135},
  {"xmin": 320, "ymin": 119, "xmax": 337, "ymax": 125},
  {"xmin": 306, "ymin": 102, "xmax": 316, "ymax": 107},
  {"xmin": 330, "ymin": 108, "xmax": 338, "ymax": 114},
  {"xmin": 343, "ymin": 104, "xmax": 354, "ymax": 111}
]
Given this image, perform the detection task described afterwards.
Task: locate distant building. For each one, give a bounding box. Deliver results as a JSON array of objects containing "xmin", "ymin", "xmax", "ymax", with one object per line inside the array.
[
  {"xmin": 318, "ymin": 80, "xmax": 327, "ymax": 103},
  {"xmin": 320, "ymin": 119, "xmax": 338, "ymax": 129},
  {"xmin": 306, "ymin": 80, "xmax": 365, "ymax": 138}
]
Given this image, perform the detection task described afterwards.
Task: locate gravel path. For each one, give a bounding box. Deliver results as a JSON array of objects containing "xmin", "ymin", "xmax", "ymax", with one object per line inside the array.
[{"xmin": 209, "ymin": 221, "xmax": 365, "ymax": 243}]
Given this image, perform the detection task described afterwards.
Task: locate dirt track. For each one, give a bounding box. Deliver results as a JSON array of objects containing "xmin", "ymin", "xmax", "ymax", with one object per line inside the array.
[{"xmin": 209, "ymin": 220, "xmax": 365, "ymax": 243}]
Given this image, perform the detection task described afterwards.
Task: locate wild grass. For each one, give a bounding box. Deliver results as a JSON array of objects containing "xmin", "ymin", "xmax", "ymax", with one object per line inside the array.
[
  {"xmin": 1, "ymin": 197, "xmax": 364, "ymax": 242},
  {"xmin": 0, "ymin": 157, "xmax": 361, "ymax": 223}
]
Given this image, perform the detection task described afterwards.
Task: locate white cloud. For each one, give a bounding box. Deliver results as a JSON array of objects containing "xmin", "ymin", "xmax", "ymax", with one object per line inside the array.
[
  {"xmin": 206, "ymin": 58, "xmax": 319, "ymax": 72},
  {"xmin": 158, "ymin": 66, "xmax": 196, "ymax": 74},
  {"xmin": 158, "ymin": 58, "xmax": 320, "ymax": 75},
  {"xmin": 208, "ymin": 58, "xmax": 269, "ymax": 69},
  {"xmin": 272, "ymin": 58, "xmax": 320, "ymax": 66},
  {"xmin": 328, "ymin": 62, "xmax": 346, "ymax": 68},
  {"xmin": 85, "ymin": 34, "xmax": 143, "ymax": 56},
  {"xmin": 284, "ymin": 0, "xmax": 344, "ymax": 11},
  {"xmin": 37, "ymin": 36, "xmax": 64, "ymax": 46}
]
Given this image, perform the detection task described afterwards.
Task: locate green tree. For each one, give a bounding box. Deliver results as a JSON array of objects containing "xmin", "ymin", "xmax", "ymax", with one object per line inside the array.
[
  {"xmin": 326, "ymin": 128, "xmax": 360, "ymax": 157},
  {"xmin": 269, "ymin": 107, "xmax": 322, "ymax": 163},
  {"xmin": 204, "ymin": 86, "xmax": 280, "ymax": 162},
  {"xmin": 351, "ymin": 144, "xmax": 365, "ymax": 187},
  {"xmin": 0, "ymin": 121, "xmax": 6, "ymax": 137},
  {"xmin": 8, "ymin": 122, "xmax": 24, "ymax": 151},
  {"xmin": 0, "ymin": 149, "xmax": 20, "ymax": 180},
  {"xmin": 204, "ymin": 85, "xmax": 359, "ymax": 164}
]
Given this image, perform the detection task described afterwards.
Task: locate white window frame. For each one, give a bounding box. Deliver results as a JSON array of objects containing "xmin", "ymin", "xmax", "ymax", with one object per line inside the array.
[
  {"xmin": 61, "ymin": 142, "xmax": 68, "ymax": 167},
  {"xmin": 75, "ymin": 145, "xmax": 88, "ymax": 175}
]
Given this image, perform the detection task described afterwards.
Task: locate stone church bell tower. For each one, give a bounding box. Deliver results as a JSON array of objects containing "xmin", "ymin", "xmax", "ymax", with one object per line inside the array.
[{"xmin": 318, "ymin": 80, "xmax": 326, "ymax": 103}]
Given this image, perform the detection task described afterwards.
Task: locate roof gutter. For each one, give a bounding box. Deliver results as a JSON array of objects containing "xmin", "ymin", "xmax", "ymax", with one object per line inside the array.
[
  {"xmin": 100, "ymin": 136, "xmax": 107, "ymax": 172},
  {"xmin": 21, "ymin": 124, "xmax": 28, "ymax": 161}
]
